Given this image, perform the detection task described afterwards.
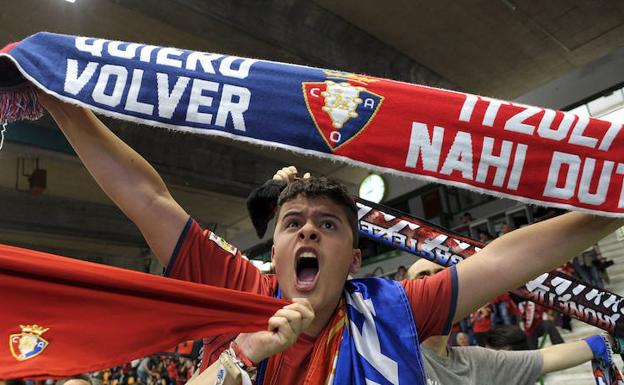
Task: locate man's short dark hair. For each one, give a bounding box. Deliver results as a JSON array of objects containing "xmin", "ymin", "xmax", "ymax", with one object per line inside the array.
[
  {"xmin": 277, "ymin": 177, "xmax": 359, "ymax": 247},
  {"xmin": 485, "ymin": 325, "xmax": 528, "ymax": 351}
]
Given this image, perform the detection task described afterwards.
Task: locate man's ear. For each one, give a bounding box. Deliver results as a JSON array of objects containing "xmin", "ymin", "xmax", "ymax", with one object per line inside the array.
[
  {"xmin": 271, "ymin": 244, "xmax": 275, "ymax": 263},
  {"xmin": 349, "ymin": 248, "xmax": 362, "ymax": 274}
]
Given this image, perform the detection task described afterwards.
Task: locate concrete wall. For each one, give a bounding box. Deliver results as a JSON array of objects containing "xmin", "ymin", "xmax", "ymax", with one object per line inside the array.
[{"xmin": 516, "ymin": 47, "xmax": 624, "ymax": 109}]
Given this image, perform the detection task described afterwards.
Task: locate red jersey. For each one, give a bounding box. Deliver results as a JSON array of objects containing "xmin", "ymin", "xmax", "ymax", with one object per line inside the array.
[{"xmin": 166, "ymin": 218, "xmax": 457, "ymax": 385}]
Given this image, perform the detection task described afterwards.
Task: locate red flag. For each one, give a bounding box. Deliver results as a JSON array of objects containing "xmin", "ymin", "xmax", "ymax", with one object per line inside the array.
[{"xmin": 0, "ymin": 244, "xmax": 286, "ymax": 379}]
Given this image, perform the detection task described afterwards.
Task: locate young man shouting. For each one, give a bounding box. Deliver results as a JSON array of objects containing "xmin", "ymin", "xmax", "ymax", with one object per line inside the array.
[{"xmin": 37, "ymin": 93, "xmax": 623, "ymax": 385}]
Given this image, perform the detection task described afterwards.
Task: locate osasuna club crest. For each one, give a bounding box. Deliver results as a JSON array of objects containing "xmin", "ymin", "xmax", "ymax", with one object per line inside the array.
[
  {"xmin": 10, "ymin": 324, "xmax": 50, "ymax": 361},
  {"xmin": 303, "ymin": 74, "xmax": 383, "ymax": 151}
]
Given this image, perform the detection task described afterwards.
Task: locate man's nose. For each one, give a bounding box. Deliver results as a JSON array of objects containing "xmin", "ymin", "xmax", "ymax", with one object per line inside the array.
[{"xmin": 298, "ymin": 222, "xmax": 319, "ymax": 241}]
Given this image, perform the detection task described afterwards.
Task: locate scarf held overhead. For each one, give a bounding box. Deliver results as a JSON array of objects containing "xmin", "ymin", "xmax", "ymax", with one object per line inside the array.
[
  {"xmin": 1, "ymin": 32, "xmax": 624, "ymax": 216},
  {"xmin": 356, "ymin": 198, "xmax": 624, "ymax": 337},
  {"xmin": 0, "ymin": 243, "xmax": 287, "ymax": 379}
]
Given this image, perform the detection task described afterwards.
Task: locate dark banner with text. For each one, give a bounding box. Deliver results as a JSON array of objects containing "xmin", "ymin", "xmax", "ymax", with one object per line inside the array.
[{"xmin": 356, "ymin": 198, "xmax": 624, "ymax": 336}]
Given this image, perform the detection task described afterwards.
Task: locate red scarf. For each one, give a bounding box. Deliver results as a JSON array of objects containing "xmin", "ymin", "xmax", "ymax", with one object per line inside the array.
[{"xmin": 0, "ymin": 244, "xmax": 287, "ymax": 379}]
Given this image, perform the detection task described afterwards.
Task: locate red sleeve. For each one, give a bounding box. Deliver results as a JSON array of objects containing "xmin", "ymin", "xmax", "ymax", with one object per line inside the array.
[
  {"xmin": 401, "ymin": 264, "xmax": 458, "ymax": 340},
  {"xmin": 164, "ymin": 217, "xmax": 275, "ymax": 296}
]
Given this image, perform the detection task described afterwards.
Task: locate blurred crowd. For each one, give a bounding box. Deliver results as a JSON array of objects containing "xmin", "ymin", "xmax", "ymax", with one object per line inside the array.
[
  {"xmin": 9, "ymin": 356, "xmax": 197, "ymax": 385},
  {"xmin": 391, "ymin": 206, "xmax": 615, "ymax": 350}
]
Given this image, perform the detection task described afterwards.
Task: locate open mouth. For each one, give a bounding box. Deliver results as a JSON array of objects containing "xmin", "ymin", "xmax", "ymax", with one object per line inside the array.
[{"xmin": 295, "ymin": 251, "xmax": 320, "ymax": 292}]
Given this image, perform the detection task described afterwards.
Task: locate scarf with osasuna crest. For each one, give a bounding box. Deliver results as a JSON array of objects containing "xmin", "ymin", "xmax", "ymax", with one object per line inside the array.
[
  {"xmin": 1, "ymin": 243, "xmax": 424, "ymax": 385},
  {"xmin": 1, "ymin": 32, "xmax": 624, "ymax": 216},
  {"xmin": 0, "ymin": 243, "xmax": 286, "ymax": 378}
]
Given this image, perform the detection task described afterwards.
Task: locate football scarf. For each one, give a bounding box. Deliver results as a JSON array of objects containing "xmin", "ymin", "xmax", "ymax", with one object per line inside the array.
[
  {"xmin": 258, "ymin": 279, "xmax": 425, "ymax": 385},
  {"xmin": 256, "ymin": 298, "xmax": 345, "ymax": 385},
  {"xmin": 356, "ymin": 198, "xmax": 624, "ymax": 338},
  {"xmin": 585, "ymin": 334, "xmax": 624, "ymax": 385},
  {"xmin": 1, "ymin": 32, "xmax": 624, "ymax": 216},
  {"xmin": 333, "ymin": 278, "xmax": 427, "ymax": 385},
  {"xmin": 593, "ymin": 363, "xmax": 623, "ymax": 385},
  {"xmin": 0, "ymin": 243, "xmax": 287, "ymax": 379}
]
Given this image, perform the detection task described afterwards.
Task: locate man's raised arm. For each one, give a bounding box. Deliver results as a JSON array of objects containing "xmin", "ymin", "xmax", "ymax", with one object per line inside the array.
[
  {"xmin": 454, "ymin": 212, "xmax": 624, "ymax": 322},
  {"xmin": 38, "ymin": 93, "xmax": 188, "ymax": 265},
  {"xmin": 540, "ymin": 339, "xmax": 594, "ymax": 374}
]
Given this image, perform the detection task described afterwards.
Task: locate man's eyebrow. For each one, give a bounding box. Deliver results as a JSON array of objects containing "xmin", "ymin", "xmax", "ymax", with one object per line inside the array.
[
  {"xmin": 280, "ymin": 210, "xmax": 344, "ymax": 222},
  {"xmin": 318, "ymin": 212, "xmax": 344, "ymax": 222},
  {"xmin": 281, "ymin": 210, "xmax": 303, "ymax": 220}
]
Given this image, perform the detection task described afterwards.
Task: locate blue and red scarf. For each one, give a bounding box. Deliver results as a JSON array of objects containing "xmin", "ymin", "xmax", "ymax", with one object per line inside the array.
[
  {"xmin": 258, "ymin": 279, "xmax": 426, "ymax": 385},
  {"xmin": 335, "ymin": 279, "xmax": 427, "ymax": 385},
  {"xmin": 1, "ymin": 32, "xmax": 624, "ymax": 216}
]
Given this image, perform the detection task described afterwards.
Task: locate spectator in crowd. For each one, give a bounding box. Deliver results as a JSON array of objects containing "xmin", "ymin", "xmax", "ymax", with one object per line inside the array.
[
  {"xmin": 461, "ymin": 212, "xmax": 474, "ymax": 224},
  {"xmin": 497, "ymin": 222, "xmax": 513, "ymax": 237},
  {"xmin": 455, "ymin": 332, "xmax": 471, "ymax": 347},
  {"xmin": 38, "ymin": 92, "xmax": 624, "ymax": 385},
  {"xmin": 471, "ymin": 305, "xmax": 493, "ymax": 346},
  {"xmin": 549, "ymin": 262, "xmax": 576, "ymax": 332},
  {"xmin": 182, "ymin": 359, "xmax": 195, "ymax": 385},
  {"xmin": 166, "ymin": 359, "xmax": 178, "ymax": 385},
  {"xmin": 518, "ymin": 301, "xmax": 564, "ymax": 350},
  {"xmin": 573, "ymin": 244, "xmax": 607, "ymax": 289},
  {"xmin": 393, "ymin": 265, "xmax": 407, "ymax": 280},
  {"xmin": 453, "ymin": 316, "xmax": 477, "ymax": 346},
  {"xmin": 491, "ymin": 293, "xmax": 518, "ymax": 326},
  {"xmin": 478, "ymin": 230, "xmax": 494, "ymax": 244},
  {"xmin": 533, "ymin": 206, "xmax": 566, "ymax": 223},
  {"xmin": 485, "ymin": 325, "xmax": 529, "ymax": 351},
  {"xmin": 408, "ymin": 258, "xmax": 615, "ymax": 385},
  {"xmin": 137, "ymin": 357, "xmax": 156, "ymax": 385},
  {"xmin": 0, "ymin": 380, "xmax": 26, "ymax": 385}
]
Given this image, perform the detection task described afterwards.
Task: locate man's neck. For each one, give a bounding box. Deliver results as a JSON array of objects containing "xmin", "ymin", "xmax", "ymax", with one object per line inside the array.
[
  {"xmin": 305, "ymin": 316, "xmax": 330, "ymax": 337},
  {"xmin": 304, "ymin": 297, "xmax": 343, "ymax": 337},
  {"xmin": 422, "ymin": 335, "xmax": 450, "ymax": 358}
]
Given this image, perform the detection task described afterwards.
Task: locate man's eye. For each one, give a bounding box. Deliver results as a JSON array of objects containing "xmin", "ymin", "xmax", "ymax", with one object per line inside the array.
[
  {"xmin": 286, "ymin": 221, "xmax": 300, "ymax": 228},
  {"xmin": 321, "ymin": 221, "xmax": 336, "ymax": 229}
]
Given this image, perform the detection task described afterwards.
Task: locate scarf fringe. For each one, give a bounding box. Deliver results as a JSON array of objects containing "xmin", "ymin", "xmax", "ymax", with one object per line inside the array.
[{"xmin": 0, "ymin": 85, "xmax": 43, "ymax": 123}]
